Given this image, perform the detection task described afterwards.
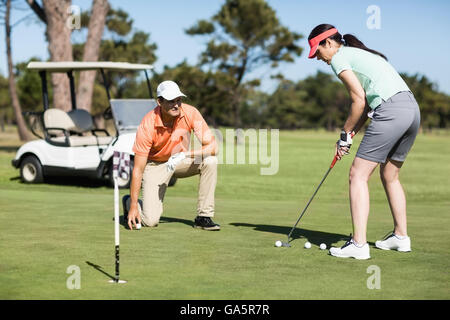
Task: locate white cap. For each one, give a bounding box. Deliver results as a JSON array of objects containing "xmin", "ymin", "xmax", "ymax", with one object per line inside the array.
[{"xmin": 156, "ymin": 80, "xmax": 186, "ymax": 100}]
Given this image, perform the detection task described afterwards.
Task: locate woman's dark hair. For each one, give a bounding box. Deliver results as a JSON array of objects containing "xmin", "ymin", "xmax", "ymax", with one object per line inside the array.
[{"xmin": 308, "ymin": 24, "xmax": 388, "ymax": 61}]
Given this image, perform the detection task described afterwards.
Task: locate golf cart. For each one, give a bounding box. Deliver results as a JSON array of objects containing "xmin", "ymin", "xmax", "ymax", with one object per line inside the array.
[{"xmin": 11, "ymin": 61, "xmax": 176, "ymax": 188}]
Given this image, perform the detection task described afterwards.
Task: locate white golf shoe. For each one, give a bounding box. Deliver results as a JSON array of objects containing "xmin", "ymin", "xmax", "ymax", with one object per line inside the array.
[
  {"xmin": 375, "ymin": 232, "xmax": 411, "ymax": 252},
  {"xmin": 329, "ymin": 237, "xmax": 371, "ymax": 260}
]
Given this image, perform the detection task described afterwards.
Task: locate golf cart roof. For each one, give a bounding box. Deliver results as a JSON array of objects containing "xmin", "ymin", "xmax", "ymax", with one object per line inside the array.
[{"xmin": 27, "ymin": 61, "xmax": 153, "ymax": 72}]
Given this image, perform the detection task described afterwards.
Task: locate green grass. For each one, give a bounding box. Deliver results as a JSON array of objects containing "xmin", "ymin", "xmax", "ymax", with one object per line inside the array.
[{"xmin": 0, "ymin": 126, "xmax": 449, "ymax": 299}]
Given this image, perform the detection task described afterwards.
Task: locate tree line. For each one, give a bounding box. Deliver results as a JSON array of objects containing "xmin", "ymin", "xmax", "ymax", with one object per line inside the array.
[{"xmin": 1, "ymin": 0, "xmax": 449, "ymax": 140}]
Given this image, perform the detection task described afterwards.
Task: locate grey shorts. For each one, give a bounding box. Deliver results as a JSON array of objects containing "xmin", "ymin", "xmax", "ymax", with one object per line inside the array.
[{"xmin": 356, "ymin": 91, "xmax": 421, "ymax": 163}]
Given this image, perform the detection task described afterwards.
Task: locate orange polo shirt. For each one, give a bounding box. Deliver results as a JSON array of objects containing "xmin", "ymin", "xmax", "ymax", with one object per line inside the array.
[{"xmin": 132, "ymin": 103, "xmax": 214, "ymax": 162}]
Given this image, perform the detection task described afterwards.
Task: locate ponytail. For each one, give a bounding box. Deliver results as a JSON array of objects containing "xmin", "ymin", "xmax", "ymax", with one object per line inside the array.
[
  {"xmin": 342, "ymin": 34, "xmax": 388, "ymax": 61},
  {"xmin": 308, "ymin": 24, "xmax": 388, "ymax": 61}
]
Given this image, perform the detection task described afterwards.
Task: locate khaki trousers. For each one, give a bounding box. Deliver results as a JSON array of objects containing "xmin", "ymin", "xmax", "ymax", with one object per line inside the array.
[{"xmin": 140, "ymin": 156, "xmax": 217, "ymax": 227}]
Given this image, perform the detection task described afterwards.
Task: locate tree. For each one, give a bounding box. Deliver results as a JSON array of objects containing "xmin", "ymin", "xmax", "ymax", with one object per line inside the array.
[
  {"xmin": 401, "ymin": 73, "xmax": 450, "ymax": 131},
  {"xmin": 2, "ymin": 0, "xmax": 33, "ymax": 140},
  {"xmin": 264, "ymin": 79, "xmax": 309, "ymax": 129},
  {"xmin": 76, "ymin": 0, "xmax": 109, "ymax": 112},
  {"xmin": 186, "ymin": 0, "xmax": 303, "ymax": 128},
  {"xmin": 27, "ymin": 0, "xmax": 74, "ymax": 111},
  {"xmin": 27, "ymin": 0, "xmax": 113, "ymax": 113},
  {"xmin": 0, "ymin": 73, "xmax": 12, "ymax": 132},
  {"xmin": 154, "ymin": 61, "xmax": 234, "ymax": 127},
  {"xmin": 16, "ymin": 58, "xmax": 45, "ymax": 112},
  {"xmin": 96, "ymin": 30, "xmax": 157, "ymax": 100},
  {"xmin": 264, "ymin": 72, "xmax": 350, "ymax": 130},
  {"xmin": 71, "ymin": 7, "xmax": 157, "ymax": 118},
  {"xmin": 299, "ymin": 72, "xmax": 349, "ymax": 131},
  {"xmin": 240, "ymin": 88, "xmax": 269, "ymax": 128}
]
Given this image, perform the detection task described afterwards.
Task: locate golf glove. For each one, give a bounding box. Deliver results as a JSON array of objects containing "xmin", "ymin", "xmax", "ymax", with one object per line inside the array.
[
  {"xmin": 167, "ymin": 152, "xmax": 186, "ymax": 172},
  {"xmin": 337, "ymin": 130, "xmax": 353, "ymax": 154}
]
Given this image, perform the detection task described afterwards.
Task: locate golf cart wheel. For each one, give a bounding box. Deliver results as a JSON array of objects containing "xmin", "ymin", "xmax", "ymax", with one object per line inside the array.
[{"xmin": 20, "ymin": 155, "xmax": 44, "ymax": 183}]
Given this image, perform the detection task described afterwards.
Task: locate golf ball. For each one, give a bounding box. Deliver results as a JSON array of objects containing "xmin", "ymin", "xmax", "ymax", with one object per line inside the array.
[
  {"xmin": 320, "ymin": 243, "xmax": 327, "ymax": 250},
  {"xmin": 304, "ymin": 242, "xmax": 311, "ymax": 249},
  {"xmin": 136, "ymin": 223, "xmax": 142, "ymax": 230},
  {"xmin": 275, "ymin": 240, "xmax": 282, "ymax": 247}
]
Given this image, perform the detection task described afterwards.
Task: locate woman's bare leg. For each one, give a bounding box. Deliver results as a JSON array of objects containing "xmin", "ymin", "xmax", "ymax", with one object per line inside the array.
[
  {"xmin": 380, "ymin": 159, "xmax": 407, "ymax": 236},
  {"xmin": 349, "ymin": 157, "xmax": 379, "ymax": 244}
]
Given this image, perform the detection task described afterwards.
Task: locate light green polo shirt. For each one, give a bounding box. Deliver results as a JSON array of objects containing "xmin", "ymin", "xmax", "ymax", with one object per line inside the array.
[{"xmin": 330, "ymin": 46, "xmax": 410, "ymax": 109}]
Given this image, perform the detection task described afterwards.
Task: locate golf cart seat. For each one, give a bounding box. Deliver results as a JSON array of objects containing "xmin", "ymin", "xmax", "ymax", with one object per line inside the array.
[
  {"xmin": 67, "ymin": 109, "xmax": 95, "ymax": 132},
  {"xmin": 67, "ymin": 109, "xmax": 114, "ymax": 145},
  {"xmin": 43, "ymin": 109, "xmax": 113, "ymax": 147}
]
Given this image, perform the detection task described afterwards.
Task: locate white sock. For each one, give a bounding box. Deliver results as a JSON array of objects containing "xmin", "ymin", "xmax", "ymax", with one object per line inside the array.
[
  {"xmin": 352, "ymin": 239, "xmax": 366, "ymax": 248},
  {"xmin": 394, "ymin": 234, "xmax": 407, "ymax": 240}
]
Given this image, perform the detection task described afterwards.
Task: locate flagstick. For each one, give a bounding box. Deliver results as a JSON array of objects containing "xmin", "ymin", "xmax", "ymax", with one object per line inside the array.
[{"xmin": 109, "ymin": 157, "xmax": 127, "ymax": 284}]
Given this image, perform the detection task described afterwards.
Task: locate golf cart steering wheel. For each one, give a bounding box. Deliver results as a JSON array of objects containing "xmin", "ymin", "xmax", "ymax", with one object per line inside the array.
[{"xmin": 103, "ymin": 106, "xmax": 113, "ymax": 120}]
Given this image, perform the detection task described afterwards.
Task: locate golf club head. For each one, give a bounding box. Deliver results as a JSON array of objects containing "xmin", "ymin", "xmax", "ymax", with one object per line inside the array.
[
  {"xmin": 283, "ymin": 235, "xmax": 293, "ymax": 247},
  {"xmin": 108, "ymin": 279, "xmax": 127, "ymax": 284},
  {"xmin": 275, "ymin": 238, "xmax": 291, "ymax": 247}
]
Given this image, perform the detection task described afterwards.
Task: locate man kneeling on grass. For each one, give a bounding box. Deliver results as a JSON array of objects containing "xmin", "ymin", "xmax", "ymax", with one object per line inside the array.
[{"xmin": 126, "ymin": 80, "xmax": 220, "ymax": 231}]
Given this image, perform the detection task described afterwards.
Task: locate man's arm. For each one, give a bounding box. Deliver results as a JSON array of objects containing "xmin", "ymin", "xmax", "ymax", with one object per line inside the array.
[
  {"xmin": 185, "ymin": 111, "xmax": 218, "ymax": 159},
  {"xmin": 127, "ymin": 154, "xmax": 148, "ymax": 229},
  {"xmin": 185, "ymin": 137, "xmax": 218, "ymax": 158}
]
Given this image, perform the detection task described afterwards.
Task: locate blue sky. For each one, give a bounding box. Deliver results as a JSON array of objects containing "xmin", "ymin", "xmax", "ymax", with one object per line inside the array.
[{"xmin": 1, "ymin": 0, "xmax": 450, "ymax": 94}]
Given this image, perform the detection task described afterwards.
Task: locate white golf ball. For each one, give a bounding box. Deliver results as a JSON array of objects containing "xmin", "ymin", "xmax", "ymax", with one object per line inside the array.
[
  {"xmin": 320, "ymin": 243, "xmax": 327, "ymax": 250},
  {"xmin": 136, "ymin": 223, "xmax": 142, "ymax": 230},
  {"xmin": 275, "ymin": 240, "xmax": 282, "ymax": 247},
  {"xmin": 304, "ymin": 242, "xmax": 311, "ymax": 249}
]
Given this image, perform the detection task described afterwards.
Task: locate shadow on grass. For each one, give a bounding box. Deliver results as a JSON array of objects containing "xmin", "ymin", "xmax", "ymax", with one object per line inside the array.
[
  {"xmin": 117, "ymin": 215, "xmax": 194, "ymax": 229},
  {"xmin": 39, "ymin": 176, "xmax": 108, "ymax": 188},
  {"xmin": 230, "ymin": 222, "xmax": 375, "ymax": 247},
  {"xmin": 9, "ymin": 175, "xmax": 107, "ymax": 188},
  {"xmin": 160, "ymin": 216, "xmax": 194, "ymax": 227},
  {"xmin": 0, "ymin": 146, "xmax": 19, "ymax": 153},
  {"xmin": 85, "ymin": 261, "xmax": 115, "ymax": 281}
]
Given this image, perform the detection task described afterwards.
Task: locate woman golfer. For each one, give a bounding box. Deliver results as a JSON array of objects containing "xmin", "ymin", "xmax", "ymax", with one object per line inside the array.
[{"xmin": 308, "ymin": 24, "xmax": 420, "ymax": 259}]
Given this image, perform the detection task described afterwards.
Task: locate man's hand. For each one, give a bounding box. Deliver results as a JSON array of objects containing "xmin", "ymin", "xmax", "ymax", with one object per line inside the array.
[
  {"xmin": 336, "ymin": 131, "xmax": 355, "ymax": 160},
  {"xmin": 167, "ymin": 152, "xmax": 186, "ymax": 172},
  {"xmin": 127, "ymin": 205, "xmax": 142, "ymax": 230}
]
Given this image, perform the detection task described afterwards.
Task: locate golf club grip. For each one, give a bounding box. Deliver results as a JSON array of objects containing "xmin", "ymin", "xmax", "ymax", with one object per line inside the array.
[
  {"xmin": 330, "ymin": 155, "xmax": 338, "ymax": 169},
  {"xmin": 330, "ymin": 131, "xmax": 354, "ymax": 168}
]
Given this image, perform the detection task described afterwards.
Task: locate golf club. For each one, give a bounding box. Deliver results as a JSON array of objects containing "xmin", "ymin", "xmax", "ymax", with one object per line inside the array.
[
  {"xmin": 277, "ymin": 132, "xmax": 355, "ymax": 247},
  {"xmin": 278, "ymin": 154, "xmax": 341, "ymax": 248}
]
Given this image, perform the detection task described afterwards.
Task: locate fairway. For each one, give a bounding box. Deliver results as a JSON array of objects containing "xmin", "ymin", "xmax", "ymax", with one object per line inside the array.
[{"xmin": 1, "ymin": 128, "xmax": 449, "ymax": 299}]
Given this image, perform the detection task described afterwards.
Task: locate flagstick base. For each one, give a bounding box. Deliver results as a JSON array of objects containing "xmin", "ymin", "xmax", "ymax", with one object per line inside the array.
[{"xmin": 108, "ymin": 279, "xmax": 127, "ymax": 284}]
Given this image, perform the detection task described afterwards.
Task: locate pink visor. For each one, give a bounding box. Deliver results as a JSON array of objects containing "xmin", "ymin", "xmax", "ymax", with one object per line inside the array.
[{"xmin": 308, "ymin": 28, "xmax": 338, "ymax": 58}]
